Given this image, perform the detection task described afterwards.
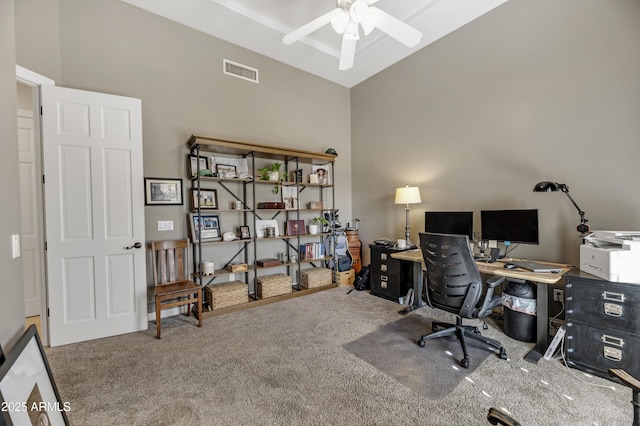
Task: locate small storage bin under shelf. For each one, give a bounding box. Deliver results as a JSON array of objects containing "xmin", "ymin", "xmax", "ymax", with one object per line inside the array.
[
  {"xmin": 257, "ymin": 273, "xmax": 292, "ymax": 299},
  {"xmin": 300, "ymin": 268, "xmax": 333, "ymax": 288},
  {"xmin": 205, "ymin": 281, "xmax": 248, "ymax": 309}
]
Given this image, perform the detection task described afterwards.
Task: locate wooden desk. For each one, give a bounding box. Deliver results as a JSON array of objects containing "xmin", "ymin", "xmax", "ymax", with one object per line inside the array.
[{"xmin": 391, "ymin": 249, "xmax": 572, "ymax": 363}]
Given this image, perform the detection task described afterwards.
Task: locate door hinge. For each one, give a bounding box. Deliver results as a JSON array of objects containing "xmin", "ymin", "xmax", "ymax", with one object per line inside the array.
[
  {"xmin": 40, "ymin": 105, "xmax": 43, "ymax": 116},
  {"xmin": 47, "ymin": 308, "xmax": 50, "ymax": 317},
  {"xmin": 44, "ymin": 241, "xmax": 47, "ymax": 251},
  {"xmin": 42, "ymin": 174, "xmax": 45, "ymax": 184}
]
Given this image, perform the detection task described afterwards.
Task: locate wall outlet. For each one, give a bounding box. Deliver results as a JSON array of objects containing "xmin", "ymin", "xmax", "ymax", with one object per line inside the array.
[{"xmin": 553, "ymin": 289, "xmax": 564, "ymax": 302}]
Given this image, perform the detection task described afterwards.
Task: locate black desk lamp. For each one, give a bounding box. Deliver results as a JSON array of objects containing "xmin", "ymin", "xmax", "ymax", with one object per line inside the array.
[{"xmin": 533, "ymin": 181, "xmax": 590, "ymax": 233}]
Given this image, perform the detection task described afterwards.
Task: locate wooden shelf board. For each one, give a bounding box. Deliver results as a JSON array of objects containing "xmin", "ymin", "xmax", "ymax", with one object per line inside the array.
[
  {"xmin": 199, "ymin": 283, "xmax": 337, "ymax": 319},
  {"xmin": 188, "ymin": 135, "xmax": 337, "ymax": 164}
]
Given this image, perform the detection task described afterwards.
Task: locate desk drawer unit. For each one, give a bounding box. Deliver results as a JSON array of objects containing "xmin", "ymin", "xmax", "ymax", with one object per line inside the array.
[
  {"xmin": 564, "ymin": 270, "xmax": 640, "ymax": 381},
  {"xmin": 369, "ymin": 245, "xmax": 413, "ymax": 302}
]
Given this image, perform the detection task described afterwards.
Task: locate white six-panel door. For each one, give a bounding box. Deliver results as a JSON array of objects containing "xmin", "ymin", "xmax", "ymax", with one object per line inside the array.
[
  {"xmin": 18, "ymin": 109, "xmax": 44, "ymax": 318},
  {"xmin": 41, "ymin": 85, "xmax": 147, "ymax": 347}
]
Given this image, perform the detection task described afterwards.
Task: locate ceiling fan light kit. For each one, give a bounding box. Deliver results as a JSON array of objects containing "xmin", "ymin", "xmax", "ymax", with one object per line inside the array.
[{"xmin": 283, "ymin": 0, "xmax": 423, "ymax": 71}]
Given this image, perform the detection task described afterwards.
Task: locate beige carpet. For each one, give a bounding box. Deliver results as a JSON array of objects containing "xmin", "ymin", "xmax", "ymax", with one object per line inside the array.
[{"xmin": 45, "ymin": 287, "xmax": 632, "ymax": 425}]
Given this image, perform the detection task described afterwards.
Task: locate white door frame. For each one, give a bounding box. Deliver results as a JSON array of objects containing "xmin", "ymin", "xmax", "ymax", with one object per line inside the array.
[{"xmin": 16, "ymin": 65, "xmax": 55, "ymax": 346}]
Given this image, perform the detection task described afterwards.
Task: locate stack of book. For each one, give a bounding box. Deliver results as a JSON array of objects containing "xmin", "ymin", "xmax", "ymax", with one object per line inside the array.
[{"xmin": 299, "ymin": 242, "xmax": 325, "ymax": 261}]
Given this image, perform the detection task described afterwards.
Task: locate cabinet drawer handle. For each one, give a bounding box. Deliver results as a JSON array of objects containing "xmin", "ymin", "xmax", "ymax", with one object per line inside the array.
[
  {"xmin": 603, "ymin": 346, "xmax": 622, "ymax": 362},
  {"xmin": 380, "ymin": 281, "xmax": 388, "ymax": 289},
  {"xmin": 604, "ymin": 303, "xmax": 623, "ymax": 317},
  {"xmin": 381, "ymin": 253, "xmax": 388, "ymax": 261},
  {"xmin": 381, "ymin": 265, "xmax": 387, "ymax": 272},
  {"xmin": 380, "ymin": 275, "xmax": 388, "ymax": 282},
  {"xmin": 602, "ymin": 291, "xmax": 626, "ymax": 303},
  {"xmin": 601, "ymin": 334, "xmax": 624, "ymax": 347}
]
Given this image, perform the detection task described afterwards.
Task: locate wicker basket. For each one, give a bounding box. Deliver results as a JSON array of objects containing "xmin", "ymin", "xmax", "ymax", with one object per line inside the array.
[
  {"xmin": 336, "ymin": 269, "xmax": 355, "ymax": 287},
  {"xmin": 205, "ymin": 281, "xmax": 248, "ymax": 309},
  {"xmin": 257, "ymin": 273, "xmax": 292, "ymax": 298},
  {"xmin": 300, "ymin": 268, "xmax": 333, "ymax": 289}
]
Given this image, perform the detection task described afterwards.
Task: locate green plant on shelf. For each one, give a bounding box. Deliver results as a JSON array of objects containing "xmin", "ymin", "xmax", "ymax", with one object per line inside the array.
[{"xmin": 257, "ymin": 162, "xmax": 289, "ymax": 193}]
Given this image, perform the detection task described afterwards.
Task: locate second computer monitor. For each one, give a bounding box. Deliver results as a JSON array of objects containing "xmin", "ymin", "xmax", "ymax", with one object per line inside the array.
[
  {"xmin": 480, "ymin": 209, "xmax": 539, "ymax": 244},
  {"xmin": 425, "ymin": 211, "xmax": 474, "ymax": 240}
]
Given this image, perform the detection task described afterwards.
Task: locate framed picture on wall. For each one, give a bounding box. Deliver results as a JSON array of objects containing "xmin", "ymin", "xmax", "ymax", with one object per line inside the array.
[
  {"xmin": 144, "ymin": 178, "xmax": 183, "ymax": 205},
  {"xmin": 0, "ymin": 325, "xmax": 70, "ymax": 426}
]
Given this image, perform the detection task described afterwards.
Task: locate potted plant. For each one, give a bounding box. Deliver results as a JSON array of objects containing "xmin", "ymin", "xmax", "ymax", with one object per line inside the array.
[
  {"xmin": 309, "ymin": 216, "xmax": 329, "ymax": 235},
  {"xmin": 258, "ymin": 163, "xmax": 287, "ymax": 193},
  {"xmin": 257, "ymin": 162, "xmax": 281, "ymax": 181}
]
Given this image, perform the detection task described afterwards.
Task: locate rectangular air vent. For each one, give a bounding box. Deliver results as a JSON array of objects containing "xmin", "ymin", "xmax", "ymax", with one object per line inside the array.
[{"xmin": 223, "ymin": 59, "xmax": 259, "ymax": 83}]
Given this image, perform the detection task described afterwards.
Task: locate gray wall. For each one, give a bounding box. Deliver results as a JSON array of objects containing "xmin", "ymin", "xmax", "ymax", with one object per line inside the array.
[
  {"xmin": 14, "ymin": 0, "xmax": 352, "ymax": 313},
  {"xmin": 351, "ymin": 0, "xmax": 640, "ymax": 266},
  {"xmin": 0, "ymin": 0, "xmax": 26, "ymax": 351}
]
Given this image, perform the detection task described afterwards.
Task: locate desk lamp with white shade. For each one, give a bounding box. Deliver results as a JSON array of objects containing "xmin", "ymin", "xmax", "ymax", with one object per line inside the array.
[{"xmin": 395, "ymin": 186, "xmax": 422, "ymax": 248}]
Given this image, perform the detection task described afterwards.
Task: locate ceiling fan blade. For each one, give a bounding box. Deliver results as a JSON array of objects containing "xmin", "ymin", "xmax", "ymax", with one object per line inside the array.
[
  {"xmin": 283, "ymin": 11, "xmax": 334, "ymax": 45},
  {"xmin": 338, "ymin": 36, "xmax": 357, "ymax": 70},
  {"xmin": 368, "ymin": 7, "xmax": 422, "ymax": 48}
]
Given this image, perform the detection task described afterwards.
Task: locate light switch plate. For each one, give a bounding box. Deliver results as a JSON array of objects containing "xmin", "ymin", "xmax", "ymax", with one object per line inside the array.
[
  {"xmin": 488, "ymin": 240, "xmax": 498, "ymax": 248},
  {"xmin": 157, "ymin": 221, "xmax": 174, "ymax": 231}
]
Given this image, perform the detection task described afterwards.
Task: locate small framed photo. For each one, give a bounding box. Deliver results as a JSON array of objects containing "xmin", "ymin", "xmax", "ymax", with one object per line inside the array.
[
  {"xmin": 190, "ymin": 188, "xmax": 218, "ymax": 211},
  {"xmin": 188, "ymin": 154, "xmax": 208, "ymax": 177},
  {"xmin": 239, "ymin": 225, "xmax": 251, "ymax": 240},
  {"xmin": 188, "ymin": 213, "xmax": 221, "ymax": 242},
  {"xmin": 0, "ymin": 325, "xmax": 70, "ymax": 425},
  {"xmin": 216, "ymin": 164, "xmax": 237, "ymax": 179},
  {"xmin": 311, "ymin": 165, "xmax": 330, "ymax": 185},
  {"xmin": 144, "ymin": 178, "xmax": 183, "ymax": 205}
]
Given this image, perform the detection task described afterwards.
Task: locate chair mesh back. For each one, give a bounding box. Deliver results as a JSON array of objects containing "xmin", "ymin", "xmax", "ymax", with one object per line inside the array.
[{"xmin": 420, "ymin": 232, "xmax": 482, "ymax": 310}]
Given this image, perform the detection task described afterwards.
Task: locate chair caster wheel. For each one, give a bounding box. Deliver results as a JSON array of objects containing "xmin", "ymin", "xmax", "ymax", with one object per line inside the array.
[
  {"xmin": 460, "ymin": 358, "xmax": 470, "ymax": 369},
  {"xmin": 431, "ymin": 323, "xmax": 438, "ymax": 332},
  {"xmin": 482, "ymin": 322, "xmax": 489, "ymax": 330},
  {"xmin": 499, "ymin": 348, "xmax": 508, "ymax": 360},
  {"xmin": 418, "ymin": 338, "xmax": 426, "ymax": 347}
]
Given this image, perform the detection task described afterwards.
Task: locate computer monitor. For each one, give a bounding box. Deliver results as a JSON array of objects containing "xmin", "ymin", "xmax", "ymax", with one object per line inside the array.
[
  {"xmin": 425, "ymin": 211, "xmax": 474, "ymax": 240},
  {"xmin": 480, "ymin": 209, "xmax": 539, "ymax": 244}
]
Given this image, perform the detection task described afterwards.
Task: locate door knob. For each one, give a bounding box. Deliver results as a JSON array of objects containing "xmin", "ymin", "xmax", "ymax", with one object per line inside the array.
[{"xmin": 125, "ymin": 242, "xmax": 142, "ymax": 250}]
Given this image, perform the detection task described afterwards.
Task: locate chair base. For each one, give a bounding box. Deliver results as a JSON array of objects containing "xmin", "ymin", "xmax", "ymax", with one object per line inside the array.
[{"xmin": 417, "ymin": 316, "xmax": 507, "ymax": 368}]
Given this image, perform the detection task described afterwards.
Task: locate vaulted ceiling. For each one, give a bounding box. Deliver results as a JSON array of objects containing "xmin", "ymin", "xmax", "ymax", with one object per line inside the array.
[{"xmin": 123, "ymin": 0, "xmax": 510, "ymax": 88}]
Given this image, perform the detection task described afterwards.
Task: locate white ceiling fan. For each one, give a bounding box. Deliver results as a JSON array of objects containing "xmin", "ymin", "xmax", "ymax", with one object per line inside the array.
[{"xmin": 283, "ymin": 0, "xmax": 423, "ymax": 71}]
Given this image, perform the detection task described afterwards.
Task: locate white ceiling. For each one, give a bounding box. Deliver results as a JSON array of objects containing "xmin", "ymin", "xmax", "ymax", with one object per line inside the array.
[{"xmin": 123, "ymin": 0, "xmax": 510, "ymax": 88}]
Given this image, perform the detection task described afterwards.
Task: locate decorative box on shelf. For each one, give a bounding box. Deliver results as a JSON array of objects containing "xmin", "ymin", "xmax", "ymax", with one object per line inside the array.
[
  {"xmin": 300, "ymin": 268, "xmax": 332, "ymax": 289},
  {"xmin": 205, "ymin": 281, "xmax": 248, "ymax": 310},
  {"xmin": 336, "ymin": 269, "xmax": 355, "ymax": 287},
  {"xmin": 257, "ymin": 273, "xmax": 292, "ymax": 298},
  {"xmin": 308, "ymin": 201, "xmax": 323, "ymax": 209},
  {"xmin": 256, "ymin": 258, "xmax": 282, "ymax": 267},
  {"xmin": 226, "ymin": 262, "xmax": 248, "ymax": 272},
  {"xmin": 257, "ymin": 202, "xmax": 286, "ymax": 209}
]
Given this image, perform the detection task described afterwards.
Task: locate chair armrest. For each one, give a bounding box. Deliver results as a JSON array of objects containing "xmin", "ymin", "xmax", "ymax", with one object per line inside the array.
[{"xmin": 486, "ymin": 275, "xmax": 506, "ymax": 288}]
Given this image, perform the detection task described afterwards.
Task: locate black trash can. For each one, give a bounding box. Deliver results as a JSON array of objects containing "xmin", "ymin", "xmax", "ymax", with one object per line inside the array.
[{"xmin": 502, "ymin": 280, "xmax": 537, "ymax": 342}]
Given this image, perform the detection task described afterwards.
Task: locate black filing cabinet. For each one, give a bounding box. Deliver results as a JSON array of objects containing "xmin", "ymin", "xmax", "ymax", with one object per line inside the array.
[
  {"xmin": 564, "ymin": 269, "xmax": 640, "ymax": 381},
  {"xmin": 369, "ymin": 244, "xmax": 413, "ymax": 302}
]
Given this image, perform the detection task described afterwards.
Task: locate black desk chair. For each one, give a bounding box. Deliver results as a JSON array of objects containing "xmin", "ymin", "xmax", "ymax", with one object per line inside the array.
[{"xmin": 417, "ymin": 232, "xmax": 508, "ymax": 368}]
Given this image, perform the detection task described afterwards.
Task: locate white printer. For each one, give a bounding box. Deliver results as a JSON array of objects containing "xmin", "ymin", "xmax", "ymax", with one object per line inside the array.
[{"xmin": 580, "ymin": 231, "xmax": 640, "ymax": 284}]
